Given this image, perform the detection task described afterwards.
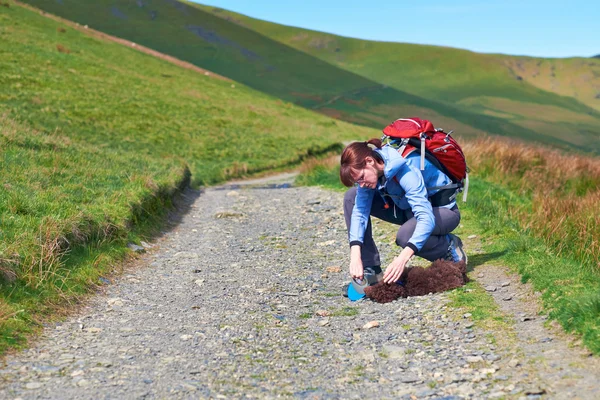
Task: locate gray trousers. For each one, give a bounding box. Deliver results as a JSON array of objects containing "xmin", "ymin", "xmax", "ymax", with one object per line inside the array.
[{"xmin": 343, "ymin": 187, "xmax": 460, "ymax": 266}]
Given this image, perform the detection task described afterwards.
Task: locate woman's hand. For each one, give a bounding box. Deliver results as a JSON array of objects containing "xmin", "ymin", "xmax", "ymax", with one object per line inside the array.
[
  {"xmin": 383, "ymin": 247, "xmax": 415, "ymax": 284},
  {"xmin": 349, "ymin": 245, "xmax": 364, "ymax": 280}
]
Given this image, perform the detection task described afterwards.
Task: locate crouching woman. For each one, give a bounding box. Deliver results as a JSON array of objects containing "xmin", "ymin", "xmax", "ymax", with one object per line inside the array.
[{"xmin": 341, "ymin": 138, "xmax": 466, "ymax": 286}]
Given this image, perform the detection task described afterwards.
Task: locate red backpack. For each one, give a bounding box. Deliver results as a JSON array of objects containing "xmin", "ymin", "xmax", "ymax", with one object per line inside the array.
[{"xmin": 382, "ymin": 117, "xmax": 469, "ymax": 202}]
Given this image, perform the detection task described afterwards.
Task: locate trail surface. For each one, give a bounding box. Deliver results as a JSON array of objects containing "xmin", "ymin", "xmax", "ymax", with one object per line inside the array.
[{"xmin": 1, "ymin": 177, "xmax": 599, "ymax": 399}]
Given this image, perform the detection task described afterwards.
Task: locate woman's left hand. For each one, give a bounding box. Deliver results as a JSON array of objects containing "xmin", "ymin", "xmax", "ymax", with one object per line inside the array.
[{"xmin": 383, "ymin": 247, "xmax": 415, "ymax": 284}]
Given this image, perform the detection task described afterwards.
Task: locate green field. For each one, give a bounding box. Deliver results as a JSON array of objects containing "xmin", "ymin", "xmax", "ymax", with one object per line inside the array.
[
  {"xmin": 0, "ymin": 2, "xmax": 377, "ymax": 352},
  {"xmin": 17, "ymin": 0, "xmax": 600, "ymax": 153}
]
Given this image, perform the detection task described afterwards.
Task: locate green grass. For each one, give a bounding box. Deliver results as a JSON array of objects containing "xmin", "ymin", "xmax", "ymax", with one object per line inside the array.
[
  {"xmin": 0, "ymin": 3, "xmax": 378, "ymax": 353},
  {"xmin": 18, "ymin": 0, "xmax": 600, "ymax": 153},
  {"xmin": 295, "ymin": 160, "xmax": 600, "ymax": 354},
  {"xmin": 295, "ymin": 165, "xmax": 346, "ymax": 192},
  {"xmin": 461, "ymin": 179, "xmax": 600, "ymax": 353},
  {"xmin": 332, "ymin": 306, "xmax": 359, "ymax": 317}
]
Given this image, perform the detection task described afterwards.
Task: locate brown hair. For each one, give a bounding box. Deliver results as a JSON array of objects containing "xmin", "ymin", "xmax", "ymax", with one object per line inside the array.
[{"xmin": 340, "ymin": 138, "xmax": 383, "ymax": 187}]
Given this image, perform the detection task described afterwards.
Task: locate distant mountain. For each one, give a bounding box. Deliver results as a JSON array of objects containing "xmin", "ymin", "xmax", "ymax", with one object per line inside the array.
[
  {"xmin": 593, "ymin": 54, "xmax": 600, "ymax": 58},
  {"xmin": 19, "ymin": 0, "xmax": 600, "ymax": 153}
]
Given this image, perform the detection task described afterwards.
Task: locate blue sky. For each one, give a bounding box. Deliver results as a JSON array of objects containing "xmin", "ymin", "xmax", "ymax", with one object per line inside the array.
[{"xmin": 195, "ymin": 0, "xmax": 599, "ymax": 58}]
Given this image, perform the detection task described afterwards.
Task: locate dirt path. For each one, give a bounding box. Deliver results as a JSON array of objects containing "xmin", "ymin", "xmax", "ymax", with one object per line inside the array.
[{"xmin": 0, "ymin": 176, "xmax": 599, "ymax": 399}]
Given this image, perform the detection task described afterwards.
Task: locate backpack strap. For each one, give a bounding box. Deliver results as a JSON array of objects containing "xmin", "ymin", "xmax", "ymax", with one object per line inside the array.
[
  {"xmin": 390, "ymin": 179, "xmax": 460, "ymax": 207},
  {"xmin": 428, "ymin": 188, "xmax": 458, "ymax": 207}
]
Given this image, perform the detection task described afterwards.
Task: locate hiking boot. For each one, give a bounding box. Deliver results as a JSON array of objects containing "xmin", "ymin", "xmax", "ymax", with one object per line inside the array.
[{"xmin": 446, "ymin": 233, "xmax": 468, "ymax": 264}]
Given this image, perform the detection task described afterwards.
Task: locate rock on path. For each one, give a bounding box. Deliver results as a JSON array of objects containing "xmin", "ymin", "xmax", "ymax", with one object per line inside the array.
[{"xmin": 0, "ymin": 181, "xmax": 599, "ymax": 399}]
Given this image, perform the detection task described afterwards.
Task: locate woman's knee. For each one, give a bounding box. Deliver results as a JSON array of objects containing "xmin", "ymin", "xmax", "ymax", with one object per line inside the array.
[
  {"xmin": 395, "ymin": 219, "xmax": 417, "ymax": 248},
  {"xmin": 431, "ymin": 206, "xmax": 461, "ymax": 235}
]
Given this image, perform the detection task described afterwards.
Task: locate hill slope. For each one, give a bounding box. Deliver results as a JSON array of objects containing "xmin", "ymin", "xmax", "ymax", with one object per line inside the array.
[
  {"xmin": 195, "ymin": 3, "xmax": 600, "ymax": 113},
  {"xmin": 17, "ymin": 0, "xmax": 600, "ymax": 153},
  {"xmin": 193, "ymin": 2, "xmax": 600, "ymax": 152}
]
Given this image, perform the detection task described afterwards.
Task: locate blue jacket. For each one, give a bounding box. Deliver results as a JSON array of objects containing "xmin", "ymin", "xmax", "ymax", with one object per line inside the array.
[{"xmin": 349, "ymin": 145, "xmax": 454, "ymax": 252}]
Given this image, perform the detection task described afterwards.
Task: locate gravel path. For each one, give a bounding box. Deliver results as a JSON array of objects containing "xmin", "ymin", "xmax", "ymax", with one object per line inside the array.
[{"xmin": 1, "ymin": 178, "xmax": 599, "ymax": 399}]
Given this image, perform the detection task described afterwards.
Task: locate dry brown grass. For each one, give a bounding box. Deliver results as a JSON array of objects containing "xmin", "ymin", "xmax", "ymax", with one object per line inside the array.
[
  {"xmin": 464, "ymin": 137, "xmax": 600, "ymax": 267},
  {"xmin": 298, "ymin": 154, "xmax": 339, "ymax": 174},
  {"xmin": 56, "ymin": 44, "xmax": 70, "ymax": 54}
]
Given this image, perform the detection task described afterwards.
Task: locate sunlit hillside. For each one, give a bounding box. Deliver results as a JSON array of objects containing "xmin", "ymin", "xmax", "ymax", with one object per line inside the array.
[
  {"xmin": 17, "ymin": 0, "xmax": 600, "ymax": 154},
  {"xmin": 192, "ymin": 2, "xmax": 600, "ymax": 151}
]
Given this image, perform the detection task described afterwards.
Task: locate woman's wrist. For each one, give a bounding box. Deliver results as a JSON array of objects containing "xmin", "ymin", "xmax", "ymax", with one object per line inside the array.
[{"xmin": 398, "ymin": 247, "xmax": 415, "ymax": 259}]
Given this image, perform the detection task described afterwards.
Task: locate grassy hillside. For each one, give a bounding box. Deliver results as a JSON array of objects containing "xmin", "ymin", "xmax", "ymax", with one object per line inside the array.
[
  {"xmin": 17, "ymin": 0, "xmax": 600, "ymax": 153},
  {"xmin": 195, "ymin": 2, "xmax": 600, "ymax": 113},
  {"xmin": 503, "ymin": 56, "xmax": 600, "ymax": 112},
  {"xmin": 0, "ymin": 2, "xmax": 378, "ymax": 352},
  {"xmin": 191, "ymin": 3, "xmax": 600, "ymax": 152}
]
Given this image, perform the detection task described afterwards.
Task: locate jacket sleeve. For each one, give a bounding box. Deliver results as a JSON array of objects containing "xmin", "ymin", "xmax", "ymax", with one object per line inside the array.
[
  {"xmin": 396, "ymin": 165, "xmax": 435, "ymax": 252},
  {"xmin": 348, "ymin": 187, "xmax": 375, "ymax": 246}
]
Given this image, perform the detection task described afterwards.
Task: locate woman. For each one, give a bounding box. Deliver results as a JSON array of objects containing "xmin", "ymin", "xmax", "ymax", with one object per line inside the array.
[{"xmin": 340, "ymin": 138, "xmax": 467, "ymax": 290}]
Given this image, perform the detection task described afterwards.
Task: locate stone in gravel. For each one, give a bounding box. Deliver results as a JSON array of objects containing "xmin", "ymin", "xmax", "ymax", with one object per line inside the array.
[
  {"xmin": 362, "ymin": 321, "xmax": 379, "ymax": 330},
  {"xmin": 326, "ymin": 266, "xmax": 342, "ymax": 273},
  {"xmin": 465, "ymin": 322, "xmax": 474, "ymax": 329},
  {"xmin": 306, "ymin": 199, "xmax": 321, "ymax": 205},
  {"xmin": 508, "ymin": 359, "xmax": 520, "ymax": 368},
  {"xmin": 140, "ymin": 240, "xmax": 154, "ymax": 249},
  {"xmin": 400, "ymin": 375, "xmax": 419, "ymax": 383},
  {"xmin": 180, "ymin": 335, "xmax": 193, "ymax": 341},
  {"xmin": 382, "ymin": 345, "xmax": 405, "ymax": 359},
  {"xmin": 25, "ymin": 382, "xmax": 43, "ymax": 390},
  {"xmin": 214, "ymin": 211, "xmax": 244, "ymax": 219},
  {"xmin": 98, "ymin": 361, "xmax": 113, "ymax": 368},
  {"xmin": 525, "ymin": 387, "xmax": 546, "ymax": 395},
  {"xmin": 502, "ymin": 295, "xmax": 513, "ymax": 301},
  {"xmin": 318, "ymin": 318, "xmax": 330, "ymax": 327},
  {"xmin": 466, "ymin": 356, "xmax": 484, "ymax": 363},
  {"xmin": 70, "ymin": 370, "xmax": 84, "ymax": 377},
  {"xmin": 520, "ymin": 316, "xmax": 535, "ymax": 322},
  {"xmin": 84, "ymin": 327, "xmax": 102, "ymax": 334},
  {"xmin": 194, "ymin": 279, "xmax": 205, "ymax": 286},
  {"xmin": 127, "ymin": 243, "xmax": 145, "ymax": 253},
  {"xmin": 107, "ymin": 298, "xmax": 124, "ymax": 307},
  {"xmin": 463, "ymin": 313, "xmax": 472, "ymax": 318},
  {"xmin": 76, "ymin": 379, "xmax": 90, "ymax": 387},
  {"xmin": 468, "ymin": 235, "xmax": 478, "ymax": 239},
  {"xmin": 501, "ymin": 281, "xmax": 511, "ymax": 287},
  {"xmin": 226, "ymin": 191, "xmax": 239, "ymax": 197},
  {"xmin": 317, "ymin": 240, "xmax": 335, "ymax": 247},
  {"xmin": 477, "ymin": 273, "xmax": 484, "ymax": 278},
  {"xmin": 485, "ymin": 286, "xmax": 497, "ymax": 292},
  {"xmin": 315, "ymin": 310, "xmax": 331, "ymax": 317}
]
